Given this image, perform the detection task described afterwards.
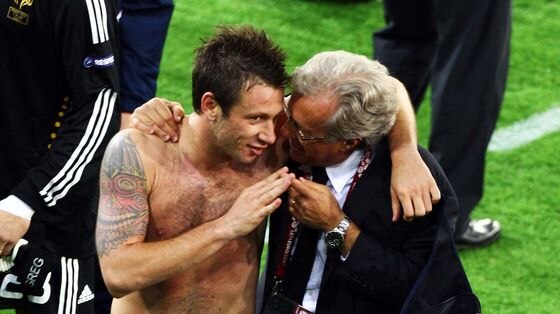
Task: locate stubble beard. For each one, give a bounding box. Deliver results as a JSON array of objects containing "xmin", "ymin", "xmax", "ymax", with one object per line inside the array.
[{"xmin": 213, "ymin": 120, "xmax": 254, "ymax": 165}]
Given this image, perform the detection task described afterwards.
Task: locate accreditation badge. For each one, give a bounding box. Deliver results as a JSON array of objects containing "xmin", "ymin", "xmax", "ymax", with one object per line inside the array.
[{"xmin": 263, "ymin": 292, "xmax": 313, "ymax": 314}]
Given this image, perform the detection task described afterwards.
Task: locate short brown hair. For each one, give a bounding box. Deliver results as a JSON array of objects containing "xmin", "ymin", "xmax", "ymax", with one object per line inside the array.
[{"xmin": 192, "ymin": 25, "xmax": 289, "ymax": 115}]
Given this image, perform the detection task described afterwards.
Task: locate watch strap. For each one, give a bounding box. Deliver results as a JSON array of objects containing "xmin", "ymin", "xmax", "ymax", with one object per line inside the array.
[{"xmin": 337, "ymin": 216, "xmax": 351, "ymax": 233}]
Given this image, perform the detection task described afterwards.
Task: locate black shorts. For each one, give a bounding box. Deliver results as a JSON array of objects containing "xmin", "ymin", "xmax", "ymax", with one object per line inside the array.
[{"xmin": 0, "ymin": 255, "xmax": 95, "ymax": 314}]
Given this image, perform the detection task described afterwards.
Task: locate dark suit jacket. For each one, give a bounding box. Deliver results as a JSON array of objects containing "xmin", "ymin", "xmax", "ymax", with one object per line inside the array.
[{"xmin": 263, "ymin": 141, "xmax": 481, "ymax": 314}]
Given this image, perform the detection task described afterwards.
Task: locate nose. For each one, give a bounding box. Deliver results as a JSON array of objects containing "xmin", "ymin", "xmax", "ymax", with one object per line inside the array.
[{"xmin": 259, "ymin": 120, "xmax": 277, "ymax": 145}]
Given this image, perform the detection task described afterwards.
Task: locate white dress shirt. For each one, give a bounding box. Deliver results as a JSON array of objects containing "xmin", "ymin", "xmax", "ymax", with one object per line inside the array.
[{"xmin": 301, "ymin": 149, "xmax": 364, "ymax": 313}]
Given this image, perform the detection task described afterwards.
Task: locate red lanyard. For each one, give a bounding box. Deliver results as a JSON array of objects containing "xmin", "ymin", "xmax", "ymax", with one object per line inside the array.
[{"xmin": 273, "ymin": 149, "xmax": 373, "ymax": 284}]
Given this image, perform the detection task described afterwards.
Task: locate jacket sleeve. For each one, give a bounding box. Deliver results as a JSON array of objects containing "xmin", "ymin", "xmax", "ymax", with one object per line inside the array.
[
  {"xmin": 331, "ymin": 149, "xmax": 457, "ymax": 305},
  {"xmin": 11, "ymin": 0, "xmax": 120, "ymax": 214},
  {"xmin": 334, "ymin": 211, "xmax": 439, "ymax": 304}
]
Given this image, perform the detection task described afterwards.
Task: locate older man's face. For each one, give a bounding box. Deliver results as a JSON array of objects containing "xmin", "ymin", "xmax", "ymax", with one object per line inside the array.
[{"xmin": 281, "ymin": 93, "xmax": 348, "ymax": 167}]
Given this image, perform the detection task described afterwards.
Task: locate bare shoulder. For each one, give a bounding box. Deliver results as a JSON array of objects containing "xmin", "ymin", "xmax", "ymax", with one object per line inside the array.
[
  {"xmin": 97, "ymin": 129, "xmax": 153, "ymax": 257},
  {"xmin": 104, "ymin": 129, "xmax": 173, "ymax": 184},
  {"xmin": 106, "ymin": 128, "xmax": 168, "ymax": 159}
]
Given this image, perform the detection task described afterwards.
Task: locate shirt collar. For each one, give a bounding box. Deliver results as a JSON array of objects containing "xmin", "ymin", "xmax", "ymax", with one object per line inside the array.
[{"xmin": 325, "ymin": 149, "xmax": 364, "ymax": 194}]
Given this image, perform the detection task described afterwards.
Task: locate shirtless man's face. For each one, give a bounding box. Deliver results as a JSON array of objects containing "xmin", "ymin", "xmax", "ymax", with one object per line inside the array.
[{"xmin": 211, "ymin": 84, "xmax": 284, "ymax": 164}]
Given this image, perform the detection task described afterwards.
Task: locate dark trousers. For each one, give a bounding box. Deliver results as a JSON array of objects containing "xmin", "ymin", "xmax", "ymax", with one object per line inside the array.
[
  {"xmin": 118, "ymin": 0, "xmax": 174, "ymax": 112},
  {"xmin": 373, "ymin": 0, "xmax": 511, "ymax": 235}
]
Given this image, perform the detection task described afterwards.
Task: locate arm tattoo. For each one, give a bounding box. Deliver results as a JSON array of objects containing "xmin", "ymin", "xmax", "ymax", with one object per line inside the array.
[{"xmin": 97, "ymin": 133, "xmax": 149, "ymax": 256}]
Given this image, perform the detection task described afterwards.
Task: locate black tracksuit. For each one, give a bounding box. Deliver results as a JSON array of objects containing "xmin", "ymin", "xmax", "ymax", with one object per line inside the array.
[{"xmin": 0, "ymin": 0, "xmax": 120, "ymax": 257}]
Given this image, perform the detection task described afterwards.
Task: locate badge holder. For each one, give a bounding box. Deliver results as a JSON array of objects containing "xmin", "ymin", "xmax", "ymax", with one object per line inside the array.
[{"xmin": 263, "ymin": 290, "xmax": 313, "ymax": 314}]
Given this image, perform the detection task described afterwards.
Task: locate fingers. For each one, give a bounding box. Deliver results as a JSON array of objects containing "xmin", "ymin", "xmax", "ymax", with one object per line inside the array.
[
  {"xmin": 130, "ymin": 107, "xmax": 170, "ymax": 141},
  {"xmin": 258, "ymin": 172, "xmax": 294, "ymax": 203},
  {"xmin": 390, "ymin": 188, "xmax": 401, "ymax": 222},
  {"xmin": 430, "ymin": 183, "xmax": 441, "ymax": 204},
  {"xmin": 0, "ymin": 244, "xmax": 13, "ymax": 257},
  {"xmin": 249, "ymin": 167, "xmax": 289, "ymax": 192},
  {"xmin": 287, "ymin": 192, "xmax": 303, "ymax": 219},
  {"xmin": 130, "ymin": 98, "xmax": 183, "ymax": 142},
  {"xmin": 245, "ymin": 167, "xmax": 293, "ymax": 204},
  {"xmin": 148, "ymin": 100, "xmax": 180, "ymax": 142},
  {"xmin": 423, "ymin": 190, "xmax": 433, "ymax": 214},
  {"xmin": 394, "ymin": 188, "xmax": 435, "ymax": 222},
  {"xmin": 252, "ymin": 167, "xmax": 289, "ymax": 189},
  {"xmin": 411, "ymin": 194, "xmax": 427, "ymax": 218},
  {"xmin": 0, "ymin": 212, "xmax": 30, "ymax": 256},
  {"xmin": 129, "ymin": 114, "xmax": 156, "ymax": 136},
  {"xmin": 170, "ymin": 102, "xmax": 185, "ymax": 123},
  {"xmin": 266, "ymin": 167, "xmax": 290, "ymax": 182},
  {"xmin": 399, "ymin": 194, "xmax": 415, "ymax": 222},
  {"xmin": 290, "ymin": 177, "xmax": 321, "ymax": 196},
  {"xmin": 263, "ymin": 198, "xmax": 282, "ymax": 216}
]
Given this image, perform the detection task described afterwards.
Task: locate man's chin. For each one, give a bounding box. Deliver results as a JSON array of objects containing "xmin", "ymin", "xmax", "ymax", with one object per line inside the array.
[{"xmin": 237, "ymin": 152, "xmax": 261, "ymax": 164}]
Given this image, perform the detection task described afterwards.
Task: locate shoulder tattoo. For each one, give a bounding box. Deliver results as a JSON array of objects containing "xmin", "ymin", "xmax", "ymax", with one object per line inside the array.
[{"xmin": 97, "ymin": 133, "xmax": 149, "ymax": 256}]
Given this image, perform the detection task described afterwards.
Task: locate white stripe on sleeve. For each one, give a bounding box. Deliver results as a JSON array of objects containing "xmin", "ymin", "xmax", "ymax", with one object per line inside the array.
[
  {"xmin": 84, "ymin": 0, "xmax": 99, "ymax": 44},
  {"xmin": 40, "ymin": 89, "xmax": 116, "ymax": 206}
]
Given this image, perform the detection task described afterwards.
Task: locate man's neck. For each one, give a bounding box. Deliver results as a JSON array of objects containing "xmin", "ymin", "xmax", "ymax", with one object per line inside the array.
[{"xmin": 179, "ymin": 114, "xmax": 234, "ymax": 171}]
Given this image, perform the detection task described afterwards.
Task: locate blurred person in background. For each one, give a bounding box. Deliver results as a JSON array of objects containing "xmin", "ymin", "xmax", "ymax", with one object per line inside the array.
[
  {"xmin": 0, "ymin": 0, "xmax": 120, "ymax": 313},
  {"xmin": 374, "ymin": 0, "xmax": 511, "ymax": 248},
  {"xmin": 118, "ymin": 0, "xmax": 174, "ymax": 129}
]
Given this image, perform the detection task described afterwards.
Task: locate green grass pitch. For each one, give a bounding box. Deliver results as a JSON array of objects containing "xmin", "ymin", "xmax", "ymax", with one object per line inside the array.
[{"xmin": 2, "ymin": 0, "xmax": 558, "ymax": 313}]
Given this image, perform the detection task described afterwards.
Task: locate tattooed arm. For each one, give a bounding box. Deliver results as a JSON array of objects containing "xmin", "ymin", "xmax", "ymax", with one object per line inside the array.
[{"xmin": 96, "ymin": 129, "xmax": 293, "ymax": 297}]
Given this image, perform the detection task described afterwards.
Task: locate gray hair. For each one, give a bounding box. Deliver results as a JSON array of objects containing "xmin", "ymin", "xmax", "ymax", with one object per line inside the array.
[{"xmin": 291, "ymin": 50, "xmax": 398, "ymax": 148}]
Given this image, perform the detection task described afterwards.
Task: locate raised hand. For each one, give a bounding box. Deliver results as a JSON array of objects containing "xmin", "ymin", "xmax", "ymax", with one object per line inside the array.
[
  {"xmin": 217, "ymin": 167, "xmax": 295, "ymax": 239},
  {"xmin": 288, "ymin": 177, "xmax": 344, "ymax": 231}
]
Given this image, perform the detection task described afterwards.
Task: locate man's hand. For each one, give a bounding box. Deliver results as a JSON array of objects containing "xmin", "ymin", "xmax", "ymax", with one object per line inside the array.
[
  {"xmin": 130, "ymin": 98, "xmax": 185, "ymax": 142},
  {"xmin": 386, "ymin": 78, "xmax": 440, "ymax": 222},
  {"xmin": 217, "ymin": 167, "xmax": 295, "ymax": 240},
  {"xmin": 390, "ymin": 146, "xmax": 441, "ymax": 222},
  {"xmin": 288, "ymin": 177, "xmax": 344, "ymax": 231},
  {"xmin": 0, "ymin": 210, "xmax": 30, "ymax": 256}
]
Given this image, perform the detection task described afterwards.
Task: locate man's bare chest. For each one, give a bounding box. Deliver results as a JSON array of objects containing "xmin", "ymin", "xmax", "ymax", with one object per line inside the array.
[{"xmin": 145, "ymin": 164, "xmax": 272, "ymax": 240}]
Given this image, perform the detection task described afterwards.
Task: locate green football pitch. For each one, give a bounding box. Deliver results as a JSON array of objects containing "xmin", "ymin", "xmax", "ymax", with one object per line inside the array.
[{"xmin": 2, "ymin": 0, "xmax": 558, "ymax": 313}]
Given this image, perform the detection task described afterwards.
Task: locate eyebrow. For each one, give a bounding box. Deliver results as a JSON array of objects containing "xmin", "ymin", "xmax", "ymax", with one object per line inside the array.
[{"xmin": 290, "ymin": 114, "xmax": 317, "ymax": 135}]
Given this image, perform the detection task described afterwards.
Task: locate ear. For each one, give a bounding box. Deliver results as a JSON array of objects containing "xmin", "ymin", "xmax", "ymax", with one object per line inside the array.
[
  {"xmin": 200, "ymin": 92, "xmax": 220, "ymax": 120},
  {"xmin": 339, "ymin": 138, "xmax": 362, "ymax": 154}
]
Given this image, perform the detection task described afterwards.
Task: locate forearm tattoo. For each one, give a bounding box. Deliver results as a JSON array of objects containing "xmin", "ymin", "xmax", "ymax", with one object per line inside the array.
[{"xmin": 97, "ymin": 134, "xmax": 149, "ymax": 256}]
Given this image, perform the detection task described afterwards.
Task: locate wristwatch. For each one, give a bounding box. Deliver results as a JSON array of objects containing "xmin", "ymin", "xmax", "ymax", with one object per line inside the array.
[{"xmin": 325, "ymin": 216, "xmax": 351, "ymax": 249}]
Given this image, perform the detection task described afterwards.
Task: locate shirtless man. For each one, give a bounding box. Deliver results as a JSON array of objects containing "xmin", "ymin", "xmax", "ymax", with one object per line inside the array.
[
  {"xmin": 97, "ymin": 26, "xmax": 439, "ymax": 313},
  {"xmin": 96, "ymin": 26, "xmax": 292, "ymax": 313}
]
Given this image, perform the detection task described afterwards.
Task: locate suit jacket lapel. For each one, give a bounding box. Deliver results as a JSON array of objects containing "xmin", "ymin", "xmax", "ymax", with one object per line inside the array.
[
  {"xmin": 279, "ymin": 164, "xmax": 328, "ymax": 303},
  {"xmin": 321, "ymin": 143, "xmax": 390, "ymax": 288}
]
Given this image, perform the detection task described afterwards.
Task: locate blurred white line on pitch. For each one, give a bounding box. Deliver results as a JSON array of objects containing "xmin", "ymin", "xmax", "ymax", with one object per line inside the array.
[{"xmin": 489, "ymin": 105, "xmax": 560, "ymax": 152}]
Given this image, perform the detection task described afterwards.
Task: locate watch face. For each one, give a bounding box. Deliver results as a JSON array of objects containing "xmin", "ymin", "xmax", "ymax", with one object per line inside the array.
[{"xmin": 325, "ymin": 231, "xmax": 343, "ymax": 248}]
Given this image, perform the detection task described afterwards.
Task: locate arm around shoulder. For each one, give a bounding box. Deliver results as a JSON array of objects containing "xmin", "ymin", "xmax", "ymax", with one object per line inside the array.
[{"xmin": 387, "ymin": 78, "xmax": 441, "ymax": 221}]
